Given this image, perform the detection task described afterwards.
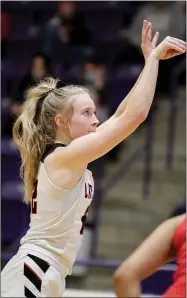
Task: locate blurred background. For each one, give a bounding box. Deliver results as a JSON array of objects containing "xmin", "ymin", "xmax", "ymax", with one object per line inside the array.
[{"xmin": 1, "ymin": 1, "xmax": 186, "ymax": 296}]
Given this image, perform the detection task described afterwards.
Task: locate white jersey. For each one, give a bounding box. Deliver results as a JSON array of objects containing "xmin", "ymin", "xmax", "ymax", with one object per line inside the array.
[{"xmin": 20, "ymin": 143, "xmax": 94, "ymax": 276}]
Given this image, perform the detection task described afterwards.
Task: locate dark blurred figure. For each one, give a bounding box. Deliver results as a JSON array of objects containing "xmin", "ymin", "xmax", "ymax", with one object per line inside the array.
[
  {"xmin": 15, "ymin": 53, "xmax": 52, "ymax": 102},
  {"xmin": 41, "ymin": 1, "xmax": 93, "ymax": 57},
  {"xmin": 170, "ymin": 201, "xmax": 186, "ymax": 218},
  {"xmin": 81, "ymin": 53, "xmax": 121, "ymax": 162},
  {"xmin": 116, "ymin": 1, "xmax": 186, "ymax": 94},
  {"xmin": 2, "ymin": 53, "xmax": 52, "ymax": 136},
  {"xmin": 79, "ymin": 54, "xmax": 109, "ymax": 174},
  {"xmin": 81, "ymin": 55, "xmax": 108, "ymax": 109},
  {"xmin": 1, "ymin": 12, "xmax": 11, "ymax": 59},
  {"xmin": 80, "ymin": 54, "xmax": 109, "ymax": 123}
]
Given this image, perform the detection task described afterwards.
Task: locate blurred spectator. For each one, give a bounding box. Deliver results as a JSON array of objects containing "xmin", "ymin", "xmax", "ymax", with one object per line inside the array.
[
  {"xmin": 15, "ymin": 52, "xmax": 52, "ymax": 102},
  {"xmin": 90, "ymin": 87, "xmax": 109, "ymax": 126},
  {"xmin": 2, "ymin": 53, "xmax": 52, "ymax": 136},
  {"xmin": 124, "ymin": 2, "xmax": 185, "ymax": 50},
  {"xmin": 80, "ymin": 54, "xmax": 122, "ymax": 162},
  {"xmin": 41, "ymin": 1, "xmax": 93, "ymax": 57},
  {"xmin": 81, "ymin": 54, "xmax": 107, "ymax": 105},
  {"xmin": 1, "ymin": 12, "xmax": 11, "ymax": 59},
  {"xmin": 116, "ymin": 1, "xmax": 186, "ymax": 93},
  {"xmin": 80, "ymin": 54, "xmax": 109, "ymax": 120}
]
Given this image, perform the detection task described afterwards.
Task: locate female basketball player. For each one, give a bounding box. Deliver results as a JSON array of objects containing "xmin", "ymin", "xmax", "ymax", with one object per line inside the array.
[
  {"xmin": 113, "ymin": 214, "xmax": 186, "ymax": 297},
  {"xmin": 1, "ymin": 20, "xmax": 186, "ymax": 297}
]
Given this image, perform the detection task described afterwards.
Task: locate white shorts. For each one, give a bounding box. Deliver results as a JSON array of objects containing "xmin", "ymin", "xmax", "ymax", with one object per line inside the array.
[{"xmin": 1, "ymin": 252, "xmax": 66, "ymax": 297}]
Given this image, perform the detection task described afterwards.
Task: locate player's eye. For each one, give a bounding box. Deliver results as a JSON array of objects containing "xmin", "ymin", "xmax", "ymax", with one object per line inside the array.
[{"xmin": 84, "ymin": 110, "xmax": 90, "ymax": 115}]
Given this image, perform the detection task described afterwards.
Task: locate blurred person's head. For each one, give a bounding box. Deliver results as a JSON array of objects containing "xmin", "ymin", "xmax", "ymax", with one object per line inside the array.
[
  {"xmin": 30, "ymin": 53, "xmax": 51, "ymax": 80},
  {"xmin": 59, "ymin": 15, "xmax": 73, "ymax": 31},
  {"xmin": 83, "ymin": 54, "xmax": 102, "ymax": 83},
  {"xmin": 13, "ymin": 77, "xmax": 99, "ymax": 203},
  {"xmin": 57, "ymin": 2, "xmax": 77, "ymax": 40},
  {"xmin": 57, "ymin": 1, "xmax": 76, "ymax": 19},
  {"xmin": 83, "ymin": 54, "xmax": 106, "ymax": 89},
  {"xmin": 84, "ymin": 53, "xmax": 102, "ymax": 69}
]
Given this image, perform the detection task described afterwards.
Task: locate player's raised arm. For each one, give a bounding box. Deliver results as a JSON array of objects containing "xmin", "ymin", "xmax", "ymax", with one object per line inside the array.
[
  {"xmin": 55, "ymin": 36, "xmax": 186, "ymax": 169},
  {"xmin": 97, "ymin": 19, "xmax": 159, "ymax": 131}
]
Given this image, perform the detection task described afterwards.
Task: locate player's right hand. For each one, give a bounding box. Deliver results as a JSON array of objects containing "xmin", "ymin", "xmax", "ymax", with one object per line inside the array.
[
  {"xmin": 141, "ymin": 20, "xmax": 159, "ymax": 62},
  {"xmin": 151, "ymin": 36, "xmax": 186, "ymax": 60}
]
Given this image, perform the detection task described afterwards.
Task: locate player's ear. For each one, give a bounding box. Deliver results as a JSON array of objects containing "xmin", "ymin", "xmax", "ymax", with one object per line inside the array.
[{"xmin": 54, "ymin": 114, "xmax": 65, "ymax": 128}]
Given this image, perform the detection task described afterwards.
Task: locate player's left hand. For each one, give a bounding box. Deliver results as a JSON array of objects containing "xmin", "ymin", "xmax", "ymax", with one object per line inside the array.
[{"xmin": 141, "ymin": 20, "xmax": 159, "ymax": 62}]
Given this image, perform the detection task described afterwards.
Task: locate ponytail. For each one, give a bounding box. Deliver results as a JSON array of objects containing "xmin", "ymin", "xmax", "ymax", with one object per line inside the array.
[
  {"xmin": 13, "ymin": 87, "xmax": 49, "ymax": 204},
  {"xmin": 13, "ymin": 77, "xmax": 89, "ymax": 204}
]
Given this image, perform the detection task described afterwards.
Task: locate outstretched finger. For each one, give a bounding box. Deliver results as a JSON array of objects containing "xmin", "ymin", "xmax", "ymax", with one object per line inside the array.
[
  {"xmin": 147, "ymin": 22, "xmax": 152, "ymax": 42},
  {"xmin": 142, "ymin": 20, "xmax": 148, "ymax": 43},
  {"xmin": 142, "ymin": 21, "xmax": 151, "ymax": 44},
  {"xmin": 152, "ymin": 31, "xmax": 159, "ymax": 46},
  {"xmin": 145, "ymin": 22, "xmax": 152, "ymax": 40}
]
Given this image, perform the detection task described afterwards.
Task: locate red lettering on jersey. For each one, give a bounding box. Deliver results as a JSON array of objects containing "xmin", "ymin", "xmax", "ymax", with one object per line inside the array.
[
  {"xmin": 85, "ymin": 183, "xmax": 92, "ymax": 199},
  {"xmin": 80, "ymin": 207, "xmax": 89, "ymax": 235},
  {"xmin": 80, "ymin": 183, "xmax": 93, "ymax": 234},
  {"xmin": 31, "ymin": 180, "xmax": 38, "ymax": 214}
]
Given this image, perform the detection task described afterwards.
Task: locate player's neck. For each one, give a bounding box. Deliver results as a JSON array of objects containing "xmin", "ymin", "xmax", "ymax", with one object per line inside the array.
[
  {"xmin": 55, "ymin": 130, "xmax": 71, "ymax": 145},
  {"xmin": 54, "ymin": 140, "xmax": 66, "ymax": 145}
]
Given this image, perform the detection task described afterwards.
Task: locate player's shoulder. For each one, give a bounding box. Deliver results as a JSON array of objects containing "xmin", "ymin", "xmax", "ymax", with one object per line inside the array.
[
  {"xmin": 44, "ymin": 144, "xmax": 88, "ymax": 183},
  {"xmin": 40, "ymin": 143, "xmax": 65, "ymax": 162},
  {"xmin": 165, "ymin": 214, "xmax": 186, "ymax": 232},
  {"xmin": 173, "ymin": 214, "xmax": 186, "ymax": 225},
  {"xmin": 45, "ymin": 145, "xmax": 73, "ymax": 165},
  {"xmin": 43, "ymin": 146, "xmax": 64, "ymax": 164},
  {"xmin": 45, "ymin": 143, "xmax": 88, "ymax": 172},
  {"xmin": 42, "ymin": 143, "xmax": 68, "ymax": 165}
]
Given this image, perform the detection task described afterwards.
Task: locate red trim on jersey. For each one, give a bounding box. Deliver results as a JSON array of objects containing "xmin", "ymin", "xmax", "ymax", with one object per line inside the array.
[{"xmin": 24, "ymin": 262, "xmax": 41, "ymax": 280}]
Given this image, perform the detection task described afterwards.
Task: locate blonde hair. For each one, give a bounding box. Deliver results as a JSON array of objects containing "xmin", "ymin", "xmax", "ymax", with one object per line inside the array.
[{"xmin": 13, "ymin": 77, "xmax": 88, "ymax": 204}]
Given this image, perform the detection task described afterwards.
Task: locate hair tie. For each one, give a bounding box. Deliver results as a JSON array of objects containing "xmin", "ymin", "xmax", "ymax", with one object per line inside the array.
[
  {"xmin": 34, "ymin": 82, "xmax": 62, "ymax": 125},
  {"xmin": 56, "ymin": 80, "xmax": 65, "ymax": 89}
]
